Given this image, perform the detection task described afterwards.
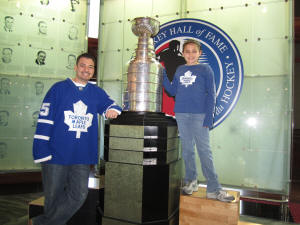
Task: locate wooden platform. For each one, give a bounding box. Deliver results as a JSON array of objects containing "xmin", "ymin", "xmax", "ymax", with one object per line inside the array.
[
  {"xmin": 28, "ymin": 196, "xmax": 44, "ymax": 221},
  {"xmin": 179, "ymin": 187, "xmax": 240, "ymax": 225},
  {"xmin": 29, "ymin": 196, "xmax": 44, "ymax": 206}
]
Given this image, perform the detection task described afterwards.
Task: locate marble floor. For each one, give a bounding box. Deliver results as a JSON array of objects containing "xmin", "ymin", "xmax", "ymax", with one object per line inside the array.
[{"xmin": 0, "ymin": 192, "xmax": 299, "ymax": 225}]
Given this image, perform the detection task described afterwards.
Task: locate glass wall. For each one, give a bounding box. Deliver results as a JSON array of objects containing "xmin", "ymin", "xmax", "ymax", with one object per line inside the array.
[
  {"xmin": 0, "ymin": 0, "xmax": 88, "ymax": 171},
  {"xmin": 98, "ymin": 0, "xmax": 293, "ymax": 194}
]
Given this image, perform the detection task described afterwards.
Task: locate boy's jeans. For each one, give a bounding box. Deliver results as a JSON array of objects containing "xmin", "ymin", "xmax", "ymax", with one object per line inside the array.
[{"xmin": 175, "ymin": 113, "xmax": 221, "ymax": 193}]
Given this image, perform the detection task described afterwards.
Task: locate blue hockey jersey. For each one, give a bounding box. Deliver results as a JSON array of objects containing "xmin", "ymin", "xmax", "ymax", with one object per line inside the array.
[
  {"xmin": 33, "ymin": 78, "xmax": 122, "ymax": 165},
  {"xmin": 162, "ymin": 63, "xmax": 216, "ymax": 128}
]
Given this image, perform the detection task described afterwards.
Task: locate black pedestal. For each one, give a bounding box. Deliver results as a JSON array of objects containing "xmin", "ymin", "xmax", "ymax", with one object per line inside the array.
[{"xmin": 102, "ymin": 112, "xmax": 182, "ymax": 225}]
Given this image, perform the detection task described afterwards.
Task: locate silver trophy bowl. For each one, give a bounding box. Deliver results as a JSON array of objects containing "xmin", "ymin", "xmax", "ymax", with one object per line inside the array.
[{"xmin": 123, "ymin": 17, "xmax": 163, "ymax": 112}]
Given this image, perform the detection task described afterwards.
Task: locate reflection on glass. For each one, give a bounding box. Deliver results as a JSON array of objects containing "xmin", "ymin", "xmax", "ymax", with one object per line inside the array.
[
  {"xmin": 2, "ymin": 48, "xmax": 13, "ymax": 64},
  {"xmin": 32, "ymin": 111, "xmax": 40, "ymax": 127},
  {"xmin": 40, "ymin": 0, "xmax": 49, "ymax": 6},
  {"xmin": 68, "ymin": 26, "xmax": 78, "ymax": 40},
  {"xmin": 0, "ymin": 110, "xmax": 9, "ymax": 126},
  {"xmin": 35, "ymin": 50, "xmax": 46, "ymax": 65},
  {"xmin": 3, "ymin": 16, "xmax": 14, "ymax": 32},
  {"xmin": 0, "ymin": 142, "xmax": 7, "ymax": 159},
  {"xmin": 246, "ymin": 117, "xmax": 257, "ymax": 128},
  {"xmin": 38, "ymin": 21, "xmax": 47, "ymax": 36},
  {"xmin": 35, "ymin": 81, "xmax": 44, "ymax": 96},
  {"xmin": 0, "ymin": 78, "xmax": 11, "ymax": 95},
  {"xmin": 70, "ymin": 0, "xmax": 80, "ymax": 12},
  {"xmin": 66, "ymin": 54, "xmax": 76, "ymax": 70}
]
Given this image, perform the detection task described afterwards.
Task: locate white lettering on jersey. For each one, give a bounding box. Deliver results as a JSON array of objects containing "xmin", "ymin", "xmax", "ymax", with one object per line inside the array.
[
  {"xmin": 180, "ymin": 70, "xmax": 196, "ymax": 87},
  {"xmin": 64, "ymin": 100, "xmax": 93, "ymax": 138},
  {"xmin": 40, "ymin": 103, "xmax": 50, "ymax": 116}
]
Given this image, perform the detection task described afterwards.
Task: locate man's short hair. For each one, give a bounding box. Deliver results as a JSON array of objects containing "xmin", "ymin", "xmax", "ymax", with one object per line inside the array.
[
  {"xmin": 38, "ymin": 21, "xmax": 46, "ymax": 26},
  {"xmin": 0, "ymin": 110, "xmax": 9, "ymax": 116},
  {"xmin": 68, "ymin": 54, "xmax": 76, "ymax": 59},
  {"xmin": 4, "ymin": 16, "xmax": 13, "ymax": 21},
  {"xmin": 76, "ymin": 53, "xmax": 96, "ymax": 66},
  {"xmin": 37, "ymin": 50, "xmax": 46, "ymax": 56},
  {"xmin": 35, "ymin": 81, "xmax": 44, "ymax": 86},
  {"xmin": 0, "ymin": 142, "xmax": 7, "ymax": 150},
  {"xmin": 1, "ymin": 77, "xmax": 10, "ymax": 83},
  {"xmin": 2, "ymin": 48, "xmax": 12, "ymax": 54}
]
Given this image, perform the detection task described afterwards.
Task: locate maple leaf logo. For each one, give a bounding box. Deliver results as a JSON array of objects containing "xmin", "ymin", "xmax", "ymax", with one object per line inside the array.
[
  {"xmin": 180, "ymin": 70, "xmax": 196, "ymax": 87},
  {"xmin": 64, "ymin": 100, "xmax": 93, "ymax": 138}
]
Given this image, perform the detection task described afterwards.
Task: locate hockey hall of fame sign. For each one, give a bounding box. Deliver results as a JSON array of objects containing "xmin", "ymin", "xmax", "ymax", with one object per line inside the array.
[{"xmin": 154, "ymin": 18, "xmax": 244, "ymax": 129}]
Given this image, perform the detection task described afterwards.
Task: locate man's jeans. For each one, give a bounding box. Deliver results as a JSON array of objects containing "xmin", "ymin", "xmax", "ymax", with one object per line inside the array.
[
  {"xmin": 175, "ymin": 113, "xmax": 221, "ymax": 193},
  {"xmin": 33, "ymin": 163, "xmax": 90, "ymax": 225}
]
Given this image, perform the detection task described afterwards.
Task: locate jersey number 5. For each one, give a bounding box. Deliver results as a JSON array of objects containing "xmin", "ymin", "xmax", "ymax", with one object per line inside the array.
[{"xmin": 40, "ymin": 103, "xmax": 50, "ymax": 116}]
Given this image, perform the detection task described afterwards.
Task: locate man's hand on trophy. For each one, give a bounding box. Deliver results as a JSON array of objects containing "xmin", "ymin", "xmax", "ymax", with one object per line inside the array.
[{"xmin": 105, "ymin": 109, "xmax": 119, "ymax": 119}]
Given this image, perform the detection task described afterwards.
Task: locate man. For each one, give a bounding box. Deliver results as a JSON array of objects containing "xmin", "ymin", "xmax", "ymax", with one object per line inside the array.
[
  {"xmin": 2, "ymin": 48, "xmax": 13, "ymax": 63},
  {"xmin": 38, "ymin": 21, "xmax": 47, "ymax": 35},
  {"xmin": 35, "ymin": 50, "xmax": 46, "ymax": 65},
  {"xmin": 31, "ymin": 53, "xmax": 121, "ymax": 225},
  {"xmin": 3, "ymin": 16, "xmax": 14, "ymax": 32},
  {"xmin": 66, "ymin": 54, "xmax": 76, "ymax": 70},
  {"xmin": 0, "ymin": 110, "xmax": 9, "ymax": 126},
  {"xmin": 34, "ymin": 81, "xmax": 44, "ymax": 96},
  {"xmin": 68, "ymin": 26, "xmax": 78, "ymax": 40},
  {"xmin": 0, "ymin": 78, "xmax": 11, "ymax": 95}
]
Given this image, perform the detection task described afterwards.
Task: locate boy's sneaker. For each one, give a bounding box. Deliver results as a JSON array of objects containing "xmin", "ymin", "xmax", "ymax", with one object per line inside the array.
[
  {"xmin": 207, "ymin": 190, "xmax": 235, "ymax": 202},
  {"xmin": 182, "ymin": 180, "xmax": 198, "ymax": 195}
]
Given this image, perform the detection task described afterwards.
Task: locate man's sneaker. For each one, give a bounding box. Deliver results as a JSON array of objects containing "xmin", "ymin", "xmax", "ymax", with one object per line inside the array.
[
  {"xmin": 182, "ymin": 180, "xmax": 198, "ymax": 195},
  {"xmin": 207, "ymin": 190, "xmax": 235, "ymax": 202}
]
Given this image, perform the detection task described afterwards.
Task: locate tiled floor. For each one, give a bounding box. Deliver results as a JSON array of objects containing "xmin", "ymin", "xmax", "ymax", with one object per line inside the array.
[
  {"xmin": 0, "ymin": 192, "xmax": 43, "ymax": 225},
  {"xmin": 0, "ymin": 192, "xmax": 299, "ymax": 225}
]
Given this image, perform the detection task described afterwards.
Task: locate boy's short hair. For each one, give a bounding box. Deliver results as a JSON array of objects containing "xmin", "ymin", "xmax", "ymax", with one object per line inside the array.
[{"xmin": 183, "ymin": 39, "xmax": 202, "ymax": 52}]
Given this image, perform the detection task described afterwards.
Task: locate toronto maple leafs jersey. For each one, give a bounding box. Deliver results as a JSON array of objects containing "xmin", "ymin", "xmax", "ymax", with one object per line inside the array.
[
  {"xmin": 33, "ymin": 78, "xmax": 122, "ymax": 165},
  {"xmin": 162, "ymin": 64, "xmax": 216, "ymax": 128}
]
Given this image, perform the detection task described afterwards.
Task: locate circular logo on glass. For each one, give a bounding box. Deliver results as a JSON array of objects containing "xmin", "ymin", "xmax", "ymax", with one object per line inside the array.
[{"xmin": 154, "ymin": 18, "xmax": 244, "ymax": 128}]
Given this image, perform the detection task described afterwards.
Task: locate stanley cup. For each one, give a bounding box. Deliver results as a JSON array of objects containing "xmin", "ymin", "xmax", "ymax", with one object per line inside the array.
[{"xmin": 123, "ymin": 17, "xmax": 163, "ymax": 112}]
